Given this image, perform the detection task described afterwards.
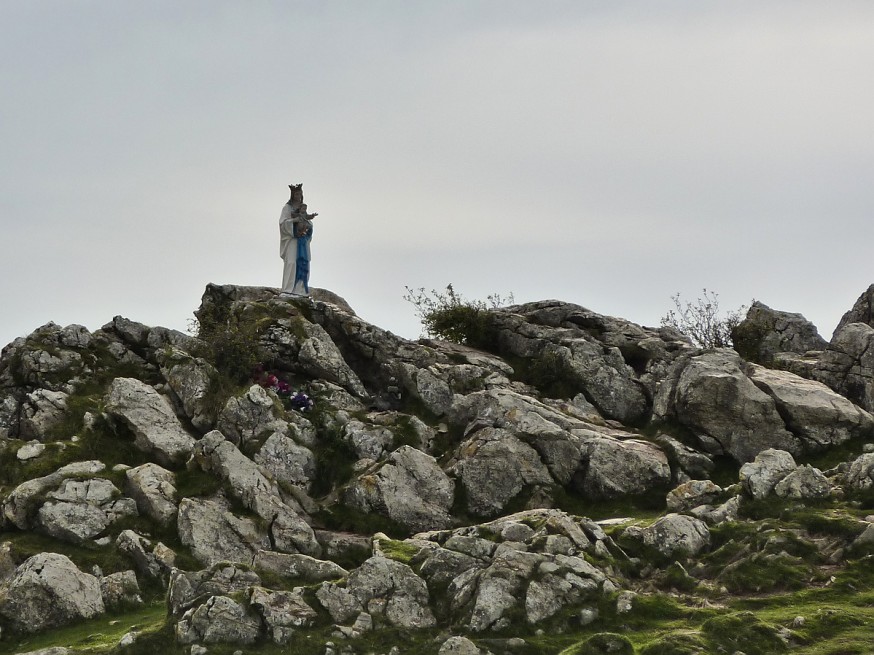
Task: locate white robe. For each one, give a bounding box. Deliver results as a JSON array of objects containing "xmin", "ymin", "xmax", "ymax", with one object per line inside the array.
[{"xmin": 279, "ymin": 203, "xmax": 311, "ymax": 295}]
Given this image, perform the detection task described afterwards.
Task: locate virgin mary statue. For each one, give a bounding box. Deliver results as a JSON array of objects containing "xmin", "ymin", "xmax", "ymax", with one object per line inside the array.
[{"xmin": 279, "ymin": 183, "xmax": 317, "ymax": 297}]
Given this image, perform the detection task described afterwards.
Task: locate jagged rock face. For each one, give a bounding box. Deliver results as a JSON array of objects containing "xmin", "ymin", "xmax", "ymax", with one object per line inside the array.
[
  {"xmin": 835, "ymin": 283, "xmax": 874, "ymax": 334},
  {"xmin": 177, "ymin": 496, "xmax": 271, "ymax": 568},
  {"xmin": 739, "ymin": 449, "xmax": 798, "ymax": 499},
  {"xmin": 192, "ymin": 430, "xmax": 320, "ymax": 557},
  {"xmin": 814, "ymin": 323, "xmax": 874, "ymax": 414},
  {"xmin": 732, "ymin": 301, "xmax": 827, "ymax": 365},
  {"xmin": 0, "ymin": 553, "xmax": 105, "ymax": 633},
  {"xmin": 9, "ymin": 282, "xmax": 874, "ymax": 649},
  {"xmin": 175, "ymin": 594, "xmax": 262, "ymax": 645},
  {"xmin": 157, "ymin": 347, "xmax": 218, "ymax": 433},
  {"xmin": 748, "ymin": 365, "xmax": 874, "ymax": 451},
  {"xmin": 124, "ymin": 463, "xmax": 179, "ymax": 527},
  {"xmin": 664, "ymin": 350, "xmax": 801, "ymax": 463},
  {"xmin": 344, "ymin": 445, "xmax": 454, "ymax": 531},
  {"xmin": 104, "ymin": 377, "xmax": 196, "ymax": 466}
]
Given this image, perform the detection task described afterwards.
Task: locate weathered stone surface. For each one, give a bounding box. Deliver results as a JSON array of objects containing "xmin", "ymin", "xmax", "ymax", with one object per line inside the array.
[
  {"xmin": 835, "ymin": 284, "xmax": 874, "ymax": 334},
  {"xmin": 192, "ymin": 430, "xmax": 319, "ymax": 557},
  {"xmin": 104, "ymin": 377, "xmax": 196, "ymax": 466},
  {"xmin": 574, "ymin": 436, "xmax": 671, "ymax": 500},
  {"xmin": 100, "ymin": 570, "xmax": 142, "ymax": 609},
  {"xmin": 344, "ymin": 556, "xmax": 436, "ymax": 628},
  {"xmin": 439, "ymin": 636, "xmax": 492, "ymax": 655},
  {"xmin": 175, "ymin": 594, "xmax": 262, "ymax": 645},
  {"xmin": 655, "ymin": 434, "xmax": 715, "ymax": 481},
  {"xmin": 667, "ymin": 350, "xmax": 800, "ymax": 463},
  {"xmin": 0, "ymin": 553, "xmax": 104, "ymax": 633},
  {"xmin": 252, "ymin": 550, "xmax": 348, "ymax": 583},
  {"xmin": 158, "ymin": 346, "xmax": 219, "ymax": 433},
  {"xmin": 732, "ymin": 301, "xmax": 827, "ymax": 365},
  {"xmin": 740, "ymin": 449, "xmax": 797, "ymax": 499},
  {"xmin": 177, "ymin": 496, "xmax": 270, "ymax": 568},
  {"xmin": 18, "ymin": 389, "xmax": 68, "ymax": 440},
  {"xmin": 750, "ymin": 365, "xmax": 874, "ymax": 451},
  {"xmin": 450, "ymin": 427, "xmax": 553, "ymax": 517},
  {"xmin": 315, "ymin": 581, "xmax": 362, "ymax": 624},
  {"xmin": 666, "ymin": 479, "xmax": 723, "ymax": 512},
  {"xmin": 845, "ymin": 453, "xmax": 874, "ymax": 491},
  {"xmin": 2, "ymin": 460, "xmax": 106, "ymax": 530},
  {"xmin": 116, "ymin": 530, "xmax": 176, "ymax": 582},
  {"xmin": 628, "ymin": 513, "xmax": 711, "ymax": 558},
  {"xmin": 250, "ymin": 586, "xmax": 317, "ymax": 644},
  {"xmin": 217, "ymin": 384, "xmax": 288, "ymax": 448},
  {"xmin": 344, "ymin": 445, "xmax": 454, "ymax": 531},
  {"xmin": 35, "ymin": 478, "xmax": 137, "ymax": 544},
  {"xmin": 168, "ymin": 565, "xmax": 261, "ymax": 616},
  {"xmin": 254, "ymin": 431, "xmax": 316, "ymax": 492},
  {"xmin": 124, "ymin": 463, "xmax": 178, "ymax": 526},
  {"xmin": 774, "ymin": 465, "xmax": 831, "ymax": 499},
  {"xmin": 814, "ymin": 323, "xmax": 874, "ymax": 414}
]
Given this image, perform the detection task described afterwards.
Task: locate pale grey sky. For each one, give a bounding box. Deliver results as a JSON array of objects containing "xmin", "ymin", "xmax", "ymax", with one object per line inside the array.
[{"xmin": 2, "ymin": 1, "xmax": 873, "ymax": 350}]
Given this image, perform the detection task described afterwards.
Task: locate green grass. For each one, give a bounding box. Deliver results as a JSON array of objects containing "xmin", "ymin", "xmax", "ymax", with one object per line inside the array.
[{"xmin": 0, "ymin": 600, "xmax": 168, "ymax": 655}]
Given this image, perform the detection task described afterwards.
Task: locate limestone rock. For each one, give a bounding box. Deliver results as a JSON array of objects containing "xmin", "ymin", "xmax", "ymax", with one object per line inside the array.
[
  {"xmin": 254, "ymin": 431, "xmax": 316, "ymax": 492},
  {"xmin": 250, "ymin": 586, "xmax": 318, "ymax": 644},
  {"xmin": 168, "ymin": 565, "xmax": 261, "ymax": 616},
  {"xmin": 740, "ymin": 449, "xmax": 797, "ymax": 499},
  {"xmin": 835, "ymin": 284, "xmax": 874, "ymax": 334},
  {"xmin": 100, "ymin": 570, "xmax": 143, "ymax": 609},
  {"xmin": 439, "ymin": 636, "xmax": 492, "ymax": 655},
  {"xmin": 344, "ymin": 556, "xmax": 436, "ymax": 628},
  {"xmin": 36, "ymin": 478, "xmax": 137, "ymax": 544},
  {"xmin": 450, "ymin": 427, "xmax": 553, "ymax": 517},
  {"xmin": 845, "ymin": 453, "xmax": 874, "ymax": 491},
  {"xmin": 175, "ymin": 595, "xmax": 262, "ymax": 645},
  {"xmin": 575, "ymin": 436, "xmax": 671, "ymax": 500},
  {"xmin": 104, "ymin": 377, "xmax": 196, "ymax": 466},
  {"xmin": 668, "ymin": 350, "xmax": 800, "ymax": 463},
  {"xmin": 217, "ymin": 384, "xmax": 288, "ymax": 448},
  {"xmin": 116, "ymin": 530, "xmax": 176, "ymax": 583},
  {"xmin": 0, "ymin": 553, "xmax": 105, "ymax": 633},
  {"xmin": 344, "ymin": 445, "xmax": 454, "ymax": 531},
  {"xmin": 158, "ymin": 346, "xmax": 219, "ymax": 432},
  {"xmin": 177, "ymin": 496, "xmax": 270, "ymax": 568},
  {"xmin": 666, "ymin": 480, "xmax": 723, "ymax": 512},
  {"xmin": 814, "ymin": 323, "xmax": 874, "ymax": 414},
  {"xmin": 2, "ymin": 460, "xmax": 106, "ymax": 530},
  {"xmin": 749, "ymin": 365, "xmax": 874, "ymax": 452},
  {"xmin": 655, "ymin": 433, "xmax": 715, "ymax": 480},
  {"xmin": 732, "ymin": 301, "xmax": 827, "ymax": 365},
  {"xmin": 252, "ymin": 550, "xmax": 348, "ymax": 583},
  {"xmin": 630, "ymin": 513, "xmax": 710, "ymax": 558},
  {"xmin": 192, "ymin": 430, "xmax": 319, "ymax": 556},
  {"xmin": 18, "ymin": 389, "xmax": 68, "ymax": 440},
  {"xmin": 773, "ymin": 465, "xmax": 831, "ymax": 499},
  {"xmin": 124, "ymin": 463, "xmax": 178, "ymax": 527}
]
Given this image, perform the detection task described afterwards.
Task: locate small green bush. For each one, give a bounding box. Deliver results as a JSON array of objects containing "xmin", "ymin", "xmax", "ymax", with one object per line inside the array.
[
  {"xmin": 660, "ymin": 289, "xmax": 747, "ymax": 349},
  {"xmin": 403, "ymin": 284, "xmax": 512, "ymax": 347}
]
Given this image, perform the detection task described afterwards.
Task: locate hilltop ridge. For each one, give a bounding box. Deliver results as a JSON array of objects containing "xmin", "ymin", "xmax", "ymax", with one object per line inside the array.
[{"xmin": 3, "ymin": 283, "xmax": 874, "ymax": 654}]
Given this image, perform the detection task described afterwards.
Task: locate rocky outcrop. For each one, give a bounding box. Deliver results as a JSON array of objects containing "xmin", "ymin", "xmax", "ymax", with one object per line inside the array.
[
  {"xmin": 835, "ymin": 284, "xmax": 874, "ymax": 334},
  {"xmin": 732, "ymin": 301, "xmax": 827, "ymax": 365},
  {"xmin": 104, "ymin": 377, "xmax": 196, "ymax": 466},
  {"xmin": 344, "ymin": 445, "xmax": 454, "ymax": 531},
  {"xmin": 9, "ymin": 282, "xmax": 874, "ymax": 651},
  {"xmin": 0, "ymin": 553, "xmax": 105, "ymax": 633},
  {"xmin": 658, "ymin": 350, "xmax": 800, "ymax": 463},
  {"xmin": 749, "ymin": 365, "xmax": 874, "ymax": 451},
  {"xmin": 814, "ymin": 323, "xmax": 874, "ymax": 414},
  {"xmin": 192, "ymin": 430, "xmax": 320, "ymax": 557}
]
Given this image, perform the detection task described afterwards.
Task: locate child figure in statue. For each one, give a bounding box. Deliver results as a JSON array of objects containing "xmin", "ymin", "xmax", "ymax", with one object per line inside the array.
[{"xmin": 279, "ymin": 183, "xmax": 318, "ymax": 297}]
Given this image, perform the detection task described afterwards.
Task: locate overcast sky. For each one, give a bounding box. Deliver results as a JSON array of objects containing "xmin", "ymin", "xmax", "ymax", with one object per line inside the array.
[{"xmin": 2, "ymin": 1, "xmax": 873, "ymax": 351}]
